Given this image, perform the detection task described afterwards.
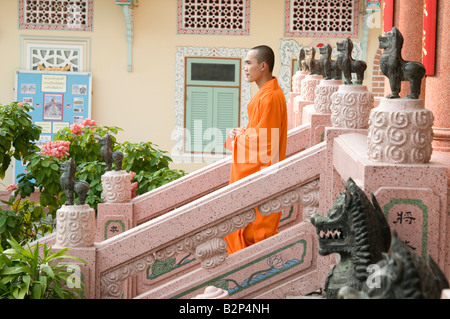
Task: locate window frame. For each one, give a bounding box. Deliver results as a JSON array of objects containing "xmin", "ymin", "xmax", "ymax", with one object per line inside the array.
[{"xmin": 184, "ymin": 57, "xmax": 242, "ymax": 155}]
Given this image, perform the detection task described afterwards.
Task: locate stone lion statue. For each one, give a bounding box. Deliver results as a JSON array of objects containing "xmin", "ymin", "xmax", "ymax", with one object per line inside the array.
[
  {"xmin": 378, "ymin": 26, "xmax": 426, "ymax": 99},
  {"xmin": 60, "ymin": 158, "xmax": 90, "ymax": 206},
  {"xmin": 319, "ymin": 44, "xmax": 341, "ymax": 80},
  {"xmin": 336, "ymin": 38, "xmax": 367, "ymax": 85}
]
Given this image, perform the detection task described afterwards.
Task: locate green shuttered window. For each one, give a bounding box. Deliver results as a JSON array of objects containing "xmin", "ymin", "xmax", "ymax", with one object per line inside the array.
[{"xmin": 185, "ymin": 58, "xmax": 240, "ymax": 154}]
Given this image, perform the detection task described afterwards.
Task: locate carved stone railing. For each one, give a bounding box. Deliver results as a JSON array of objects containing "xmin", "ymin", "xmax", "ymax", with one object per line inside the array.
[
  {"xmin": 95, "ymin": 142, "xmax": 326, "ymax": 299},
  {"xmin": 95, "ymin": 124, "xmax": 313, "ymax": 244}
]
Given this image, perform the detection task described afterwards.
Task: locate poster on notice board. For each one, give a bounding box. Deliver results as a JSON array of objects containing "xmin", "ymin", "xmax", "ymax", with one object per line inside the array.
[{"xmin": 14, "ymin": 70, "xmax": 92, "ymax": 183}]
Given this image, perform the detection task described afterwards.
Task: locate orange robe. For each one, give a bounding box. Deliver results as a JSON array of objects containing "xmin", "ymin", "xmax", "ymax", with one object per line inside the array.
[{"xmin": 224, "ymin": 77, "xmax": 287, "ymax": 254}]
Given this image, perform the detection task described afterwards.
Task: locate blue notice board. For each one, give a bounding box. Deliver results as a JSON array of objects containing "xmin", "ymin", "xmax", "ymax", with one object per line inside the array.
[{"xmin": 14, "ymin": 70, "xmax": 92, "ymax": 183}]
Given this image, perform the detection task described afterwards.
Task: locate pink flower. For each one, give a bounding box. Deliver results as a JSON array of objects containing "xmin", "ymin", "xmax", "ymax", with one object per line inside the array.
[
  {"xmin": 129, "ymin": 171, "xmax": 136, "ymax": 179},
  {"xmin": 40, "ymin": 140, "xmax": 71, "ymax": 160},
  {"xmin": 6, "ymin": 184, "xmax": 18, "ymax": 192},
  {"xmin": 131, "ymin": 182, "xmax": 138, "ymax": 198},
  {"xmin": 70, "ymin": 123, "xmax": 84, "ymax": 136},
  {"xmin": 82, "ymin": 118, "xmax": 97, "ymax": 127}
]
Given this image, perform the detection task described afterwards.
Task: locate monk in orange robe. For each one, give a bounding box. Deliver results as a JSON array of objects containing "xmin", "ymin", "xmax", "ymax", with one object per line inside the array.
[{"xmin": 224, "ymin": 45, "xmax": 288, "ymax": 254}]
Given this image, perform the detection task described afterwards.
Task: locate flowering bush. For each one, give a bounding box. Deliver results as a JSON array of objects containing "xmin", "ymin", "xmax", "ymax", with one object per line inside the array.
[
  {"xmin": 40, "ymin": 141, "xmax": 70, "ymax": 160},
  {"xmin": 5, "ymin": 184, "xmax": 18, "ymax": 192},
  {"xmin": 0, "ymin": 102, "xmax": 41, "ymax": 179},
  {"xmin": 2, "ymin": 109, "xmax": 185, "ymax": 247}
]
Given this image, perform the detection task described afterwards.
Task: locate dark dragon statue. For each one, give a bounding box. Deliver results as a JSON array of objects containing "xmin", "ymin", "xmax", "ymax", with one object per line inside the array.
[
  {"xmin": 378, "ymin": 26, "xmax": 426, "ymax": 99},
  {"xmin": 336, "ymin": 38, "xmax": 367, "ymax": 85},
  {"xmin": 60, "ymin": 158, "xmax": 90, "ymax": 205},
  {"xmin": 310, "ymin": 178, "xmax": 391, "ymax": 299},
  {"xmin": 319, "ymin": 44, "xmax": 341, "ymax": 80},
  {"xmin": 100, "ymin": 134, "xmax": 124, "ymax": 171},
  {"xmin": 338, "ymin": 231, "xmax": 449, "ymax": 299}
]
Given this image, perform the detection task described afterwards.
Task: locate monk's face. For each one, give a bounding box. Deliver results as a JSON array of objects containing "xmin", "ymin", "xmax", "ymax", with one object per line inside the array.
[{"xmin": 244, "ymin": 49, "xmax": 264, "ymax": 83}]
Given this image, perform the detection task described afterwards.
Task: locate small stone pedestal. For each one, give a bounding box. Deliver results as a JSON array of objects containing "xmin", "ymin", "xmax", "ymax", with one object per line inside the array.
[
  {"xmin": 290, "ymin": 74, "xmax": 323, "ymax": 129},
  {"xmin": 55, "ymin": 204, "xmax": 96, "ymax": 248},
  {"xmin": 292, "ymin": 70, "xmax": 309, "ymax": 93},
  {"xmin": 300, "ymin": 74, "xmax": 323, "ymax": 102},
  {"xmin": 301, "ymin": 79, "xmax": 342, "ymax": 146},
  {"xmin": 288, "ymin": 71, "xmax": 310, "ymax": 130},
  {"xmin": 367, "ymin": 98, "xmax": 434, "ymax": 164},
  {"xmin": 101, "ymin": 170, "xmax": 132, "ymax": 203},
  {"xmin": 314, "ymin": 79, "xmax": 342, "ymax": 114},
  {"xmin": 330, "ymin": 85, "xmax": 374, "ymax": 129}
]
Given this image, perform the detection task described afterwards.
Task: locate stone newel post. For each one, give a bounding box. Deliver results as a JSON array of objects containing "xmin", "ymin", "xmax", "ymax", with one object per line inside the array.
[
  {"xmin": 101, "ymin": 170, "xmax": 132, "ymax": 203},
  {"xmin": 55, "ymin": 158, "xmax": 96, "ymax": 248},
  {"xmin": 55, "ymin": 204, "xmax": 96, "ymax": 248},
  {"xmin": 330, "ymin": 85, "xmax": 374, "ymax": 129},
  {"xmin": 367, "ymin": 98, "xmax": 434, "ymax": 164}
]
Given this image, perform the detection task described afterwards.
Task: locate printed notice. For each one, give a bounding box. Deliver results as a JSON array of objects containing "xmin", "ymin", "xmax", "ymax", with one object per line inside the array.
[
  {"xmin": 52, "ymin": 122, "xmax": 70, "ymax": 133},
  {"xmin": 35, "ymin": 121, "xmax": 52, "ymax": 134},
  {"xmin": 42, "ymin": 75, "xmax": 67, "ymax": 92}
]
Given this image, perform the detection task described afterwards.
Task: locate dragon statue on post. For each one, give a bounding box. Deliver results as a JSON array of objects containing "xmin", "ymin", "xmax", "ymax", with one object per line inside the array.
[
  {"xmin": 338, "ymin": 231, "xmax": 449, "ymax": 299},
  {"xmin": 311, "ymin": 178, "xmax": 391, "ymax": 299}
]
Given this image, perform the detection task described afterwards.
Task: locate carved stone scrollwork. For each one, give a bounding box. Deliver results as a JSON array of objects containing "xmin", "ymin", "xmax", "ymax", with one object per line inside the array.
[
  {"xmin": 155, "ymin": 209, "xmax": 256, "ymax": 269},
  {"xmin": 257, "ymin": 179, "xmax": 320, "ymax": 221},
  {"xmin": 330, "ymin": 85, "xmax": 374, "ymax": 129},
  {"xmin": 367, "ymin": 98, "xmax": 434, "ymax": 164},
  {"xmin": 314, "ymin": 79, "xmax": 343, "ymax": 114},
  {"xmin": 101, "ymin": 170, "xmax": 132, "ymax": 203},
  {"xmin": 299, "ymin": 179, "xmax": 320, "ymax": 221},
  {"xmin": 100, "ymin": 254, "xmax": 155, "ymax": 299},
  {"xmin": 300, "ymin": 74, "xmax": 323, "ymax": 102},
  {"xmin": 55, "ymin": 204, "xmax": 96, "ymax": 248},
  {"xmin": 292, "ymin": 70, "xmax": 309, "ymax": 93}
]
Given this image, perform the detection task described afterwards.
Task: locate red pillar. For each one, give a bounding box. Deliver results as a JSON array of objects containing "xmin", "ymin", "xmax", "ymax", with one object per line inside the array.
[
  {"xmin": 424, "ymin": 0, "xmax": 450, "ymax": 152},
  {"xmin": 384, "ymin": 0, "xmax": 425, "ymax": 98}
]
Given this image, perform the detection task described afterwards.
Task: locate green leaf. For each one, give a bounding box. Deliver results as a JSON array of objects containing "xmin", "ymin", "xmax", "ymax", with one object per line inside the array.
[
  {"xmin": 0, "ymin": 215, "xmax": 6, "ymax": 227},
  {"xmin": 40, "ymin": 264, "xmax": 55, "ymax": 279}
]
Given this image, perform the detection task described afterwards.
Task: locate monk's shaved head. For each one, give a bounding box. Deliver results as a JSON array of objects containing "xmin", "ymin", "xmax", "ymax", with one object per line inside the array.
[{"xmin": 251, "ymin": 45, "xmax": 275, "ymax": 73}]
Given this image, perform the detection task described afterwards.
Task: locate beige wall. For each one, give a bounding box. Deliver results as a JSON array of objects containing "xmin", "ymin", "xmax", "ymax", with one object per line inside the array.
[{"xmin": 0, "ymin": 0, "xmax": 382, "ymax": 190}]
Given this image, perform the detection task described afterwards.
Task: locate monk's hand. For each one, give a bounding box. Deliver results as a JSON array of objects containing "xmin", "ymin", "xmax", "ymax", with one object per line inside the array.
[{"xmin": 228, "ymin": 128, "xmax": 244, "ymax": 140}]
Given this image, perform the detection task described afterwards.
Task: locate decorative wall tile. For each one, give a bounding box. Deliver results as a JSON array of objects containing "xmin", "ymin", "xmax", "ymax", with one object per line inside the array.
[
  {"xmin": 178, "ymin": 0, "xmax": 250, "ymax": 36},
  {"xmin": 285, "ymin": 0, "xmax": 359, "ymax": 38},
  {"xmin": 19, "ymin": 0, "xmax": 93, "ymax": 31}
]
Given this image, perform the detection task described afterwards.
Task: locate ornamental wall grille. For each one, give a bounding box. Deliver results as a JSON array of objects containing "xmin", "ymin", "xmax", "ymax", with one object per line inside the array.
[
  {"xmin": 284, "ymin": 0, "xmax": 359, "ymax": 38},
  {"xmin": 30, "ymin": 46, "xmax": 82, "ymax": 71},
  {"xmin": 19, "ymin": 0, "xmax": 94, "ymax": 31},
  {"xmin": 21, "ymin": 36, "xmax": 90, "ymax": 72},
  {"xmin": 177, "ymin": 0, "xmax": 250, "ymax": 35}
]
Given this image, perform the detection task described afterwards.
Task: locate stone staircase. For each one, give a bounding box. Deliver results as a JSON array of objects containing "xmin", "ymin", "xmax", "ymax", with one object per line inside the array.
[{"xmin": 34, "ymin": 76, "xmax": 450, "ymax": 299}]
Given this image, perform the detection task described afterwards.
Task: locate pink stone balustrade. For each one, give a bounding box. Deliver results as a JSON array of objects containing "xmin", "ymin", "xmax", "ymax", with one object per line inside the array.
[
  {"xmin": 95, "ymin": 123, "xmax": 313, "ymax": 242},
  {"xmin": 28, "ymin": 58, "xmax": 449, "ymax": 298},
  {"xmin": 95, "ymin": 142, "xmax": 329, "ymax": 299}
]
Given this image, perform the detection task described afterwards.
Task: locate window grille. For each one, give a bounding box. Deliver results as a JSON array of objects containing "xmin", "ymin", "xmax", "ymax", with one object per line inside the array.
[
  {"xmin": 21, "ymin": 36, "xmax": 90, "ymax": 72},
  {"xmin": 178, "ymin": 0, "xmax": 250, "ymax": 35},
  {"xmin": 19, "ymin": 0, "xmax": 93, "ymax": 31},
  {"xmin": 285, "ymin": 0, "xmax": 359, "ymax": 38},
  {"xmin": 29, "ymin": 46, "xmax": 82, "ymax": 71}
]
